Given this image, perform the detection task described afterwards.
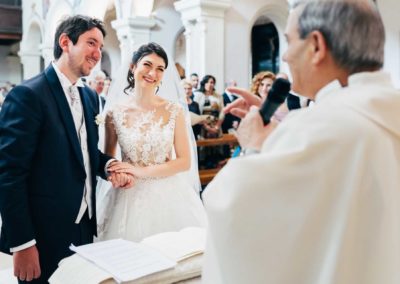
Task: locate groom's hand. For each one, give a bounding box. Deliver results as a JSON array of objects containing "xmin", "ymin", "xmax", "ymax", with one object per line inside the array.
[{"xmin": 13, "ymin": 245, "xmax": 41, "ymax": 282}]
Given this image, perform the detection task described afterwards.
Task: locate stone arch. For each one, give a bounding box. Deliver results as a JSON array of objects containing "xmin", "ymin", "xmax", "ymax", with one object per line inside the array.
[
  {"xmin": 248, "ymin": 2, "xmax": 289, "ymax": 75},
  {"xmin": 19, "ymin": 19, "xmax": 43, "ymax": 79},
  {"xmin": 250, "ymin": 17, "xmax": 280, "ymax": 75},
  {"xmin": 102, "ymin": 4, "xmax": 120, "ymax": 79},
  {"xmin": 43, "ymin": 0, "xmax": 73, "ymax": 48},
  {"xmin": 132, "ymin": 0, "xmax": 154, "ymax": 17},
  {"xmin": 21, "ymin": 20, "xmax": 42, "ymax": 53},
  {"xmin": 173, "ymin": 27, "xmax": 186, "ymax": 71},
  {"xmin": 75, "ymin": 0, "xmax": 113, "ymax": 20},
  {"xmin": 151, "ymin": 1, "xmax": 183, "ymax": 55}
]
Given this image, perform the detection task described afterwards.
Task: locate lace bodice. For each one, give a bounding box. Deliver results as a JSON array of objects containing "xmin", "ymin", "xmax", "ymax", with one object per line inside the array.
[{"xmin": 110, "ymin": 100, "xmax": 181, "ymax": 167}]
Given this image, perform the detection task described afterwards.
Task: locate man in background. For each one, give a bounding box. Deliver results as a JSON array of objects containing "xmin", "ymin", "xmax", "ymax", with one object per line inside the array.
[
  {"xmin": 190, "ymin": 73, "xmax": 199, "ymax": 90},
  {"xmin": 221, "ymin": 79, "xmax": 241, "ymax": 133},
  {"xmin": 91, "ymin": 70, "xmax": 107, "ymax": 113}
]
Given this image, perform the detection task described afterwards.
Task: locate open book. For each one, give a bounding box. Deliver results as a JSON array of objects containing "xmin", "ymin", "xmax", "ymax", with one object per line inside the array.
[
  {"xmin": 141, "ymin": 227, "xmax": 205, "ymax": 262},
  {"xmin": 49, "ymin": 227, "xmax": 205, "ymax": 284}
]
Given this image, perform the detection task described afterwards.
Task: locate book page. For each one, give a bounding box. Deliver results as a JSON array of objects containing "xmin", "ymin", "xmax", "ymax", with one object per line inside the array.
[
  {"xmin": 141, "ymin": 227, "xmax": 206, "ymax": 262},
  {"xmin": 49, "ymin": 254, "xmax": 112, "ymax": 284},
  {"xmin": 0, "ymin": 267, "xmax": 17, "ymax": 284},
  {"xmin": 70, "ymin": 239, "xmax": 176, "ymax": 283}
]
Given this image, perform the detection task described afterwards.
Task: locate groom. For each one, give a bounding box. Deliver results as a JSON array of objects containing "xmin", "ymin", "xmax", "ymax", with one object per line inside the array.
[{"xmin": 0, "ymin": 15, "xmax": 132, "ymax": 283}]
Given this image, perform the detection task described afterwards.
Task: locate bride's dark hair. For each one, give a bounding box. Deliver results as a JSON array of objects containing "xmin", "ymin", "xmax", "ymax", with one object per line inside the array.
[{"xmin": 124, "ymin": 42, "xmax": 169, "ymax": 94}]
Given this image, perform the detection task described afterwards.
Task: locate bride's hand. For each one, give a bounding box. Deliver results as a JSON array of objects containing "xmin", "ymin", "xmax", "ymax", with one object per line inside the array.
[{"xmin": 108, "ymin": 162, "xmax": 145, "ymax": 177}]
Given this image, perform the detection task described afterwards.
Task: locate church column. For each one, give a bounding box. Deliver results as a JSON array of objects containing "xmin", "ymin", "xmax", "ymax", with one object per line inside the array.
[
  {"xmin": 19, "ymin": 51, "xmax": 41, "ymax": 80},
  {"xmin": 182, "ymin": 19, "xmax": 195, "ymax": 79},
  {"xmin": 41, "ymin": 45, "xmax": 54, "ymax": 67},
  {"xmin": 111, "ymin": 17, "xmax": 156, "ymax": 69},
  {"xmin": 175, "ymin": 0, "xmax": 231, "ymax": 93}
]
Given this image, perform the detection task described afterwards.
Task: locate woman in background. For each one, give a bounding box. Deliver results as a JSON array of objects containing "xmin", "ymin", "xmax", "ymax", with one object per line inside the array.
[
  {"xmin": 193, "ymin": 75, "xmax": 224, "ymax": 139},
  {"xmin": 250, "ymin": 71, "xmax": 275, "ymax": 103}
]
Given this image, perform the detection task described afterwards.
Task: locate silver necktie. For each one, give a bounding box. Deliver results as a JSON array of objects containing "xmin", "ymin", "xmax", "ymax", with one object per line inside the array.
[{"xmin": 68, "ymin": 86, "xmax": 83, "ymax": 134}]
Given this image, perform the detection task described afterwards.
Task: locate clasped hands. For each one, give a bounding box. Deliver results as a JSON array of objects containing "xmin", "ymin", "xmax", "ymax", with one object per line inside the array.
[{"xmin": 107, "ymin": 161, "xmax": 144, "ymax": 189}]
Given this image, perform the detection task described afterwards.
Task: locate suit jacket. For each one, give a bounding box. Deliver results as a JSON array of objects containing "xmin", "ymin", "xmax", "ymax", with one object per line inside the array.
[
  {"xmin": 286, "ymin": 93, "xmax": 301, "ymax": 110},
  {"xmin": 188, "ymin": 100, "xmax": 202, "ymax": 139},
  {"xmin": 99, "ymin": 95, "xmax": 106, "ymax": 112},
  {"xmin": 0, "ymin": 65, "xmax": 112, "ymax": 254},
  {"xmin": 221, "ymin": 92, "xmax": 241, "ymax": 133}
]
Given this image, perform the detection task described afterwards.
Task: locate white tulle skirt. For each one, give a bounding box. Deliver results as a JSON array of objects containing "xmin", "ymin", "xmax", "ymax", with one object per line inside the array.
[{"xmin": 96, "ymin": 174, "xmax": 207, "ymax": 242}]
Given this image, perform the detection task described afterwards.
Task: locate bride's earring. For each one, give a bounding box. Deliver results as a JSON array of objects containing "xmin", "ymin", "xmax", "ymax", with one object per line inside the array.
[{"xmin": 155, "ymin": 81, "xmax": 162, "ymax": 94}]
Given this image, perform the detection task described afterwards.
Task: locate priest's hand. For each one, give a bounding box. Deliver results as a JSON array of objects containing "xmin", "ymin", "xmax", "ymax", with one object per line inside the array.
[
  {"xmin": 223, "ymin": 87, "xmax": 262, "ymax": 118},
  {"xmin": 236, "ymin": 106, "xmax": 278, "ymax": 150}
]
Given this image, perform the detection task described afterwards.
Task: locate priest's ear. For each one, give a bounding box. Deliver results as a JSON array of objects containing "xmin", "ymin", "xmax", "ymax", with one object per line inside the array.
[{"xmin": 308, "ymin": 30, "xmax": 328, "ymax": 65}]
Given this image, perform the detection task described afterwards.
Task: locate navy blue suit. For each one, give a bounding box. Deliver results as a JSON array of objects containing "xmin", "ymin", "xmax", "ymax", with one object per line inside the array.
[
  {"xmin": 221, "ymin": 92, "xmax": 240, "ymax": 133},
  {"xmin": 0, "ymin": 65, "xmax": 112, "ymax": 283}
]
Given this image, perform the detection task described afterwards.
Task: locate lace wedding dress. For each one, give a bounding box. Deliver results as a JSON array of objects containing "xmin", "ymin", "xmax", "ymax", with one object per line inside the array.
[{"xmin": 97, "ymin": 100, "xmax": 207, "ymax": 242}]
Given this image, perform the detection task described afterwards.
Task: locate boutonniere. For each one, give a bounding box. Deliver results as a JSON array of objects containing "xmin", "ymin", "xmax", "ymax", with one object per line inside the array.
[{"xmin": 95, "ymin": 114, "xmax": 105, "ymax": 125}]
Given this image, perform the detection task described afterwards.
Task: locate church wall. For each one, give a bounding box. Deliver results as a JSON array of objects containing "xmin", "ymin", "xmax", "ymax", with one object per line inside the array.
[
  {"xmin": 43, "ymin": 0, "xmax": 73, "ymax": 48},
  {"xmin": 379, "ymin": 0, "xmax": 400, "ymax": 88},
  {"xmin": 151, "ymin": 4, "xmax": 184, "ymax": 61},
  {"xmin": 10, "ymin": 0, "xmax": 400, "ymax": 89},
  {"xmin": 0, "ymin": 45, "xmax": 22, "ymax": 85},
  {"xmin": 102, "ymin": 13, "xmax": 120, "ymax": 79},
  {"xmin": 224, "ymin": 0, "xmax": 288, "ymax": 90}
]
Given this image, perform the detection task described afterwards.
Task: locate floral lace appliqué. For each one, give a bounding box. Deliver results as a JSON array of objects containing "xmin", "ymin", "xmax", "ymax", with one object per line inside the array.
[{"xmin": 111, "ymin": 101, "xmax": 180, "ymax": 168}]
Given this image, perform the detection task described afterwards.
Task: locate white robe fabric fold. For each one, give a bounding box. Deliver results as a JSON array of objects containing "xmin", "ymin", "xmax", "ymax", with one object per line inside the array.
[{"xmin": 202, "ymin": 72, "xmax": 400, "ymax": 284}]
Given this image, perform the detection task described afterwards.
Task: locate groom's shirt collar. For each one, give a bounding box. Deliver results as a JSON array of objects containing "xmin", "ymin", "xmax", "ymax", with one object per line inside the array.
[
  {"xmin": 52, "ymin": 61, "xmax": 84, "ymax": 89},
  {"xmin": 52, "ymin": 62, "xmax": 85, "ymax": 106}
]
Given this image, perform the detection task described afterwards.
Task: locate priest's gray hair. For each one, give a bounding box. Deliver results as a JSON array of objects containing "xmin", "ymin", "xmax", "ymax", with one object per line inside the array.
[{"xmin": 292, "ymin": 0, "xmax": 384, "ymax": 74}]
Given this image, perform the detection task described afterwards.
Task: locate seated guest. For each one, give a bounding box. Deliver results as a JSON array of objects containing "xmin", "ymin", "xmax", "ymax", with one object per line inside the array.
[
  {"xmin": 250, "ymin": 71, "xmax": 275, "ymax": 102},
  {"xmin": 194, "ymin": 75, "xmax": 225, "ymax": 169},
  {"xmin": 182, "ymin": 79, "xmax": 202, "ymax": 139},
  {"xmin": 250, "ymin": 71, "xmax": 287, "ymax": 121},
  {"xmin": 194, "ymin": 75, "xmax": 224, "ymax": 139},
  {"xmin": 221, "ymin": 79, "xmax": 241, "ymax": 133},
  {"xmin": 190, "ymin": 73, "xmax": 199, "ymax": 90}
]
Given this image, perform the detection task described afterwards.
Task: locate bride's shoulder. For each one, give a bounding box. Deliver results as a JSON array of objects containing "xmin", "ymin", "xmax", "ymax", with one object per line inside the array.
[{"xmin": 162, "ymin": 99, "xmax": 185, "ymax": 113}]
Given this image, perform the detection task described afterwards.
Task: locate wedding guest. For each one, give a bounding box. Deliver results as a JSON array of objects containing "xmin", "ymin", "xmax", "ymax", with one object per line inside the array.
[
  {"xmin": 250, "ymin": 71, "xmax": 275, "ymax": 102},
  {"xmin": 182, "ymin": 79, "xmax": 202, "ymax": 139},
  {"xmin": 190, "ymin": 73, "xmax": 199, "ymax": 90}
]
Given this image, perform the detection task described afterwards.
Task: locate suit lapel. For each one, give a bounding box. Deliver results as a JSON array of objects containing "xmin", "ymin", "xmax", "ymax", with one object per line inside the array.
[{"xmin": 44, "ymin": 65, "xmax": 85, "ymax": 170}]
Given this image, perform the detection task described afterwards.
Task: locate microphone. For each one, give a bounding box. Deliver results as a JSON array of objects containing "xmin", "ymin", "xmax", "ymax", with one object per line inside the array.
[{"xmin": 258, "ymin": 78, "xmax": 291, "ymax": 125}]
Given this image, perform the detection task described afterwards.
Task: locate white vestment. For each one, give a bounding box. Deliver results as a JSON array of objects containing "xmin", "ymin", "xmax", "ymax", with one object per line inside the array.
[{"xmin": 202, "ymin": 71, "xmax": 400, "ymax": 284}]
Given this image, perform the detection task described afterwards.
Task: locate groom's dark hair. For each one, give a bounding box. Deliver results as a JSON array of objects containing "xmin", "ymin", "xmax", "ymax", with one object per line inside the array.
[{"xmin": 53, "ymin": 15, "xmax": 106, "ymax": 59}]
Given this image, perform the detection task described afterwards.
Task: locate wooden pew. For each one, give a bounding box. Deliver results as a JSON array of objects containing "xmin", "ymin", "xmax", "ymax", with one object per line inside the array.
[{"xmin": 197, "ymin": 134, "xmax": 238, "ymax": 186}]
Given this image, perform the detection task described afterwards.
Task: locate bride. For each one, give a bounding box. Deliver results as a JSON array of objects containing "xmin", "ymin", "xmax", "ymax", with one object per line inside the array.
[{"xmin": 97, "ymin": 43, "xmax": 207, "ymax": 242}]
